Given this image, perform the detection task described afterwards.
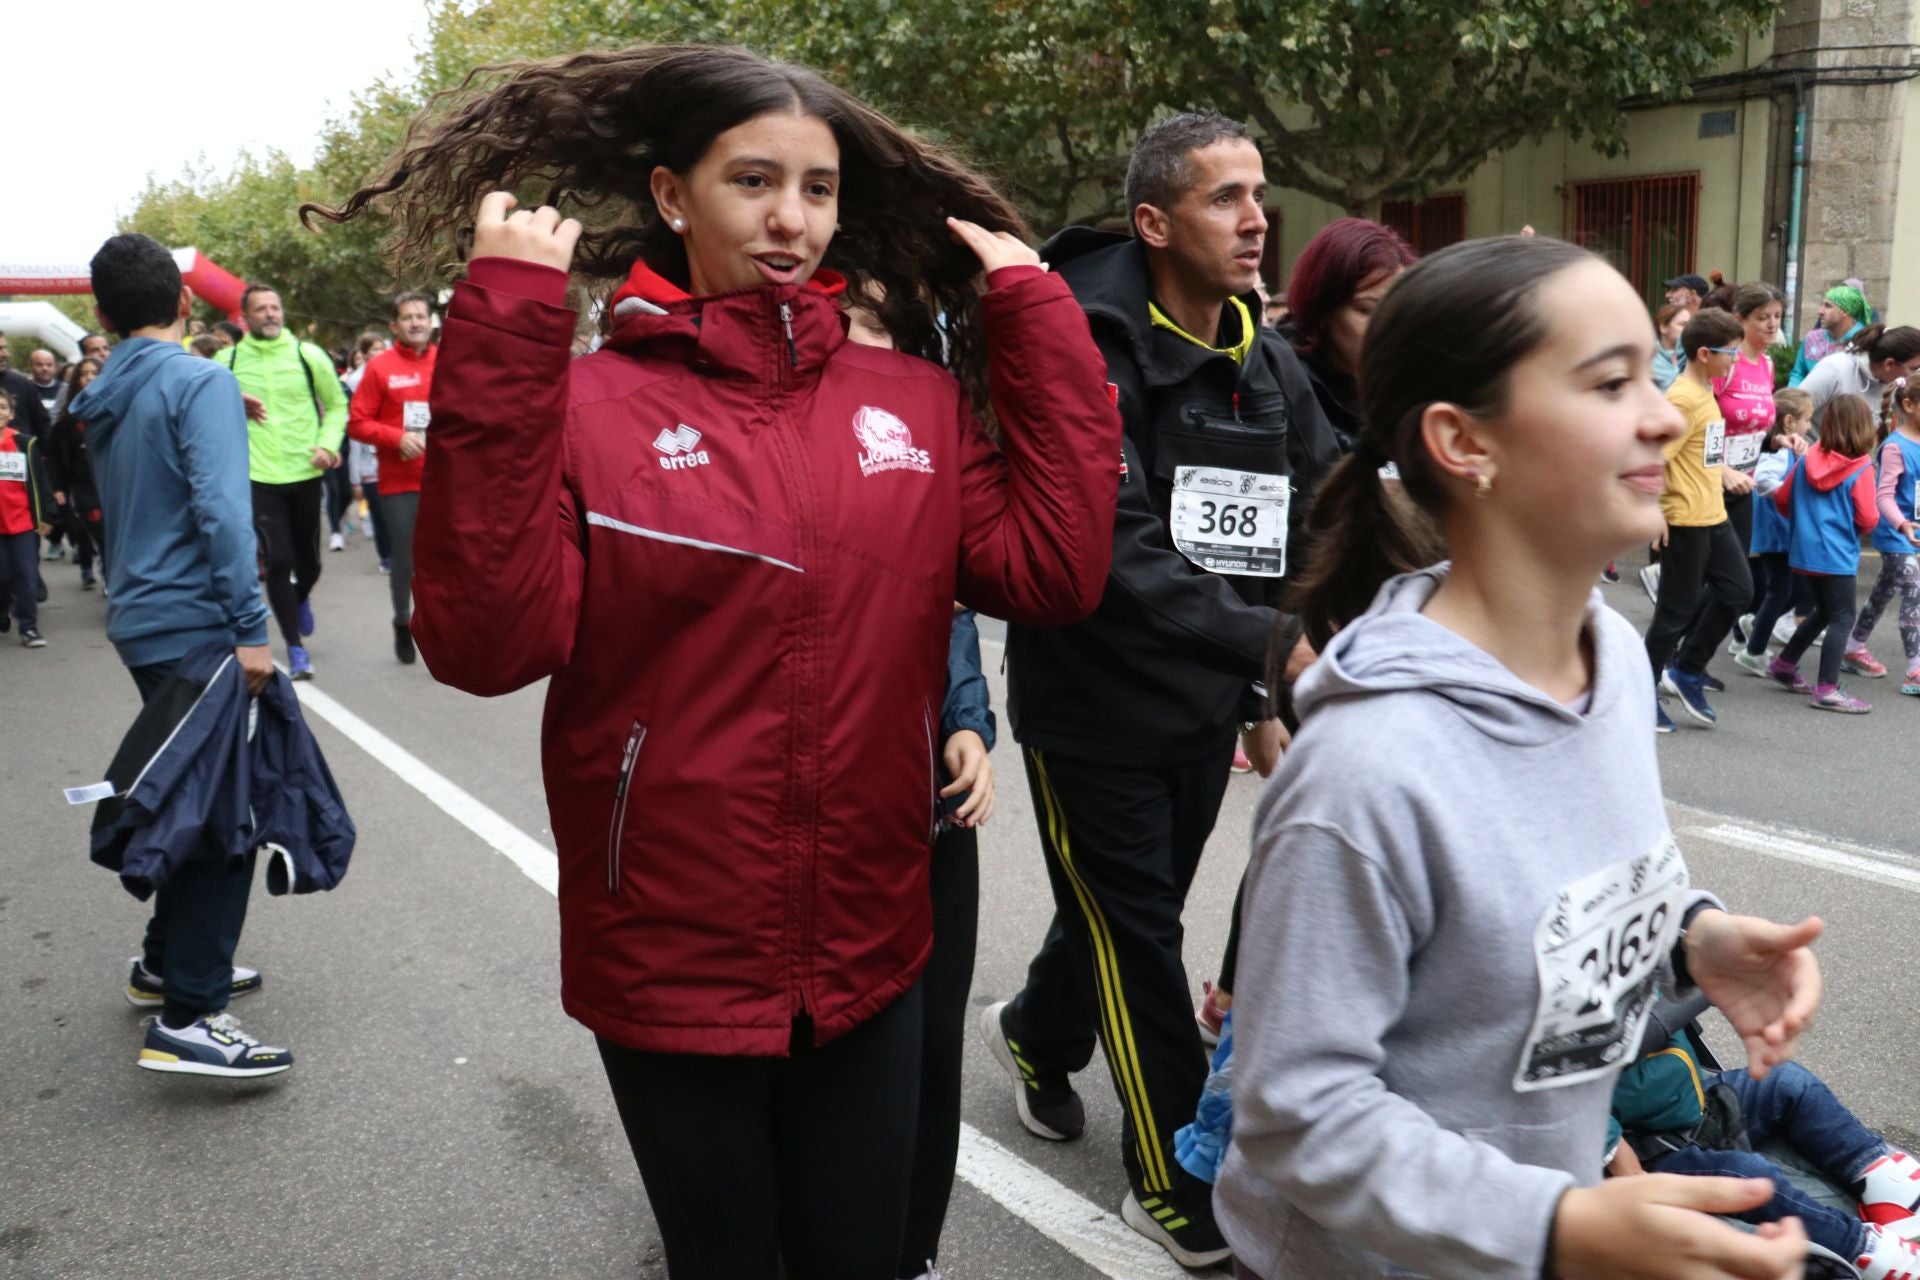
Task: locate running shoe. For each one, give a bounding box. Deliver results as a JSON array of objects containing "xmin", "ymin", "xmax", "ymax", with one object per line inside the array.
[
  {"xmin": 125, "ymin": 957, "xmax": 263, "ymax": 1009},
  {"xmin": 1903, "ymin": 669, "xmax": 1920, "ymax": 697},
  {"xmin": 1229, "ymin": 746, "xmax": 1252, "ymax": 775},
  {"xmin": 1843, "ymin": 646, "xmax": 1889, "ymax": 678},
  {"xmin": 1639, "ymin": 563, "xmax": 1661, "ymax": 603},
  {"xmin": 20, "ymin": 628, "xmax": 46, "ymax": 648},
  {"xmin": 1655, "ymin": 698, "xmax": 1676, "ymax": 734},
  {"xmin": 328, "ymin": 531, "xmax": 346, "ymax": 552},
  {"xmin": 80, "ymin": 567, "xmax": 96, "ymax": 590},
  {"xmin": 1773, "ymin": 614, "xmax": 1802, "ymax": 646},
  {"xmin": 1660, "ymin": 666, "xmax": 1717, "ymax": 726},
  {"xmin": 1811, "ymin": 684, "xmax": 1871, "ymax": 714},
  {"xmin": 288, "ymin": 645, "xmax": 314, "ymax": 681},
  {"xmin": 1766, "ymin": 657, "xmax": 1813, "ymax": 693},
  {"xmin": 378, "ymin": 560, "xmax": 391, "ymax": 575},
  {"xmin": 394, "ymin": 621, "xmax": 417, "ymax": 666},
  {"xmin": 1121, "ymin": 1173, "xmax": 1233, "ymax": 1269},
  {"xmin": 41, "ymin": 541, "xmax": 64, "ymax": 561},
  {"xmin": 979, "ymin": 1001, "xmax": 1085, "ymax": 1142},
  {"xmin": 1857, "ymin": 1224, "xmax": 1920, "ymax": 1280},
  {"xmin": 1860, "ymin": 1151, "xmax": 1920, "ymax": 1237},
  {"xmin": 1195, "ymin": 980, "xmax": 1227, "ymax": 1048},
  {"xmin": 297, "ymin": 599, "xmax": 315, "ymax": 636},
  {"xmin": 1728, "ymin": 613, "xmax": 1752, "ymax": 651},
  {"xmin": 137, "ymin": 1012, "xmax": 293, "ymax": 1078},
  {"xmin": 1702, "ymin": 673, "xmax": 1726, "ymax": 694},
  {"xmin": 1602, "ymin": 562, "xmax": 1620, "ymax": 584},
  {"xmin": 1734, "ymin": 649, "xmax": 1770, "ymax": 678}
]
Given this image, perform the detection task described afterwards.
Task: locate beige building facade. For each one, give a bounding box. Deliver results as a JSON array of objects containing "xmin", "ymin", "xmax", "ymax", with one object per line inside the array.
[{"xmin": 1261, "ymin": 3, "xmax": 1920, "ymax": 337}]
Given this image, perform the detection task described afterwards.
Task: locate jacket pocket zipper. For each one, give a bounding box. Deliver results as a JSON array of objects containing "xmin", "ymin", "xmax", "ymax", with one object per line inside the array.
[{"xmin": 608, "ymin": 720, "xmax": 646, "ymax": 896}]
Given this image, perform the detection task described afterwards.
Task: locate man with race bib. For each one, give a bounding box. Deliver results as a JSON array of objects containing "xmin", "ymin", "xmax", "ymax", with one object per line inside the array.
[
  {"xmin": 987, "ymin": 110, "xmax": 1340, "ymax": 1267},
  {"xmin": 346, "ymin": 291, "xmax": 437, "ymax": 666}
]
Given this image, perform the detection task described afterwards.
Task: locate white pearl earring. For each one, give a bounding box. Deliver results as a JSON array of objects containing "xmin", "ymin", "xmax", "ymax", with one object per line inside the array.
[{"xmin": 672, "ymin": 218, "xmax": 685, "ymax": 231}]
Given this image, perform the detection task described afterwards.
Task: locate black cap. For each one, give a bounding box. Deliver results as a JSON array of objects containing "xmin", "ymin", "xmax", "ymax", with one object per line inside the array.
[{"xmin": 1662, "ymin": 273, "xmax": 1710, "ymax": 295}]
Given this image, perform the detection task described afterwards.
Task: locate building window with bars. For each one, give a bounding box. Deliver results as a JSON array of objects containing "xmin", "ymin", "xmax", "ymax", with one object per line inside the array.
[
  {"xmin": 1567, "ymin": 174, "xmax": 1700, "ymax": 309},
  {"xmin": 1379, "ymin": 194, "xmax": 1466, "ymax": 254}
]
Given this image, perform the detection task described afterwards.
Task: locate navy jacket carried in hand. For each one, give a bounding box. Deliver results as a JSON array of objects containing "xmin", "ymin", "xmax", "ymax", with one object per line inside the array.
[{"xmin": 90, "ymin": 642, "xmax": 356, "ymax": 900}]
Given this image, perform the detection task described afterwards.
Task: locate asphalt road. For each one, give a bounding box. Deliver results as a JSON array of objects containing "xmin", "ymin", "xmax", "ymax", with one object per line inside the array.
[{"xmin": 4, "ymin": 535, "xmax": 1917, "ymax": 1280}]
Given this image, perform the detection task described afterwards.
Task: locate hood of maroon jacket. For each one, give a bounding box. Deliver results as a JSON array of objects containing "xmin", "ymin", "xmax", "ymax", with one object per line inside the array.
[{"xmin": 411, "ymin": 254, "xmax": 1119, "ymax": 1055}]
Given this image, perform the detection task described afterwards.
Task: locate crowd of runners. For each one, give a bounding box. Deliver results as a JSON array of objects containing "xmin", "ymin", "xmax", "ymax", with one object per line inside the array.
[{"xmin": 20, "ymin": 36, "xmax": 1920, "ymax": 1280}]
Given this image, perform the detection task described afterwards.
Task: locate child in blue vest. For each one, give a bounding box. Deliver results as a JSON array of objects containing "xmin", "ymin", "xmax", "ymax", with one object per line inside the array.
[
  {"xmin": 1734, "ymin": 392, "xmax": 1807, "ymax": 673},
  {"xmin": 1762, "ymin": 393, "xmax": 1882, "ymax": 712},
  {"xmin": 1843, "ymin": 377, "xmax": 1920, "ymax": 693}
]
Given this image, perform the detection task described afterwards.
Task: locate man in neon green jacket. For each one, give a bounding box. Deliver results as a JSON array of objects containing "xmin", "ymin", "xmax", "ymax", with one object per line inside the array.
[{"xmin": 219, "ymin": 285, "xmax": 347, "ymax": 680}]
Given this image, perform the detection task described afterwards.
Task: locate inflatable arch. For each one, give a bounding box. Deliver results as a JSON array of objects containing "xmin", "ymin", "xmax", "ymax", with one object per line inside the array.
[
  {"xmin": 0, "ymin": 248, "xmax": 249, "ymax": 322},
  {"xmin": 0, "ymin": 302, "xmax": 88, "ymax": 361}
]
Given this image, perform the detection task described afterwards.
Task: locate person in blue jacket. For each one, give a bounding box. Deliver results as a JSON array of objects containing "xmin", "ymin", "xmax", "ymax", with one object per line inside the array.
[{"xmin": 72, "ymin": 234, "xmax": 291, "ymax": 1079}]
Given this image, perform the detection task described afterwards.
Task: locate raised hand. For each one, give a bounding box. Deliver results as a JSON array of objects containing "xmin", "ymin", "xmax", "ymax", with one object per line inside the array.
[
  {"xmin": 472, "ymin": 192, "xmax": 584, "ymax": 273},
  {"xmin": 946, "ymin": 217, "xmax": 1040, "ymax": 275},
  {"xmin": 1686, "ymin": 909, "xmax": 1823, "ymax": 1079}
]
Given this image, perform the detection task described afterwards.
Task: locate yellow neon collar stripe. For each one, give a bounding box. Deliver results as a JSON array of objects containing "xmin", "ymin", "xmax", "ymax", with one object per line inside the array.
[{"xmin": 1148, "ymin": 296, "xmax": 1254, "ymax": 365}]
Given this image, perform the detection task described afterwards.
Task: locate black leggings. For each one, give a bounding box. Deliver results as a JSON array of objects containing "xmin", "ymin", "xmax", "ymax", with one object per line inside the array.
[
  {"xmin": 251, "ymin": 479, "xmax": 323, "ymax": 651},
  {"xmin": 899, "ymin": 824, "xmax": 979, "ymax": 1276},
  {"xmin": 597, "ymin": 982, "xmax": 924, "ymax": 1280},
  {"xmin": 1778, "ymin": 572, "xmax": 1858, "ymax": 689}
]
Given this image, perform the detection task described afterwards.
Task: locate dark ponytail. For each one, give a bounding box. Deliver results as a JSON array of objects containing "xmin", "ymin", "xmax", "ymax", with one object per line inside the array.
[
  {"xmin": 1849, "ymin": 323, "xmax": 1920, "ymax": 367},
  {"xmin": 1291, "ymin": 235, "xmax": 1600, "ymax": 648}
]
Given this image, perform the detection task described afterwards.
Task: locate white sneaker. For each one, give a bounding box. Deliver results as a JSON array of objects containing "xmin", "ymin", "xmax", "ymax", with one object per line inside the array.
[
  {"xmin": 328, "ymin": 531, "xmax": 346, "ymax": 552},
  {"xmin": 1773, "ymin": 615, "xmax": 1801, "ymax": 646},
  {"xmin": 1729, "ymin": 614, "xmax": 1756, "ymax": 655},
  {"xmin": 1862, "ymin": 1151, "xmax": 1920, "ymax": 1239},
  {"xmin": 1639, "ymin": 564, "xmax": 1661, "ymax": 603},
  {"xmin": 138, "ymin": 1012, "xmax": 292, "ymax": 1078},
  {"xmin": 1857, "ymin": 1224, "xmax": 1920, "ymax": 1280}
]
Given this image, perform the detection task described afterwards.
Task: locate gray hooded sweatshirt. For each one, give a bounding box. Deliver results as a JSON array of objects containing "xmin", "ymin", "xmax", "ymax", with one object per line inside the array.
[{"xmin": 1215, "ymin": 566, "xmax": 1713, "ymax": 1278}]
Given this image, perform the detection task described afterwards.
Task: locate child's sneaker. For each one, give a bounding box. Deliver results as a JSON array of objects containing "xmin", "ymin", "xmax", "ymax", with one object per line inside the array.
[
  {"xmin": 19, "ymin": 628, "xmax": 45, "ymax": 648},
  {"xmin": 1857, "ymin": 1224, "xmax": 1920, "ymax": 1280},
  {"xmin": 288, "ymin": 645, "xmax": 314, "ymax": 681},
  {"xmin": 979, "ymin": 1001, "xmax": 1085, "ymax": 1142},
  {"xmin": 1734, "ymin": 649, "xmax": 1770, "ymax": 677},
  {"xmin": 1773, "ymin": 615, "xmax": 1802, "ymax": 647},
  {"xmin": 1843, "ymin": 646, "xmax": 1889, "ymax": 678},
  {"xmin": 125, "ymin": 956, "xmax": 263, "ymax": 1008},
  {"xmin": 137, "ymin": 1012, "xmax": 293, "ymax": 1078},
  {"xmin": 1661, "ymin": 666, "xmax": 1717, "ymax": 725},
  {"xmin": 1861, "ymin": 1151, "xmax": 1920, "ymax": 1237},
  {"xmin": 1766, "ymin": 657, "xmax": 1812, "ymax": 693},
  {"xmin": 1602, "ymin": 562, "xmax": 1620, "ymax": 584},
  {"xmin": 1728, "ymin": 613, "xmax": 1753, "ymax": 652},
  {"xmin": 1655, "ymin": 698, "xmax": 1677, "ymax": 734},
  {"xmin": 1811, "ymin": 683, "xmax": 1872, "ymax": 714},
  {"xmin": 1903, "ymin": 669, "xmax": 1920, "ymax": 697}
]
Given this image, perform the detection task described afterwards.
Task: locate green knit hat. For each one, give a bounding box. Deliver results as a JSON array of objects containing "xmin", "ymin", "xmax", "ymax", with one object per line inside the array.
[{"xmin": 1826, "ymin": 284, "xmax": 1870, "ymax": 326}]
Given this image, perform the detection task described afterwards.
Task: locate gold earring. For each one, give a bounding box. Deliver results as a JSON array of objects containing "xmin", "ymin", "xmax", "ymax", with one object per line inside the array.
[{"xmin": 1475, "ymin": 473, "xmax": 1493, "ymax": 498}]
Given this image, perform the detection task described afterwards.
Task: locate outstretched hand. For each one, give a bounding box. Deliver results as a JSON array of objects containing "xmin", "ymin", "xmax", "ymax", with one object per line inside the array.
[
  {"xmin": 472, "ymin": 192, "xmax": 583, "ymax": 273},
  {"xmin": 947, "ymin": 217, "xmax": 1040, "ymax": 275},
  {"xmin": 1686, "ymin": 909, "xmax": 1824, "ymax": 1079}
]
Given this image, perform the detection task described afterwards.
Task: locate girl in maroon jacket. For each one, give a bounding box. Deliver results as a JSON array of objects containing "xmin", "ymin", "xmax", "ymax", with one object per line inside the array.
[{"xmin": 308, "ymin": 45, "xmax": 1121, "ymax": 1278}]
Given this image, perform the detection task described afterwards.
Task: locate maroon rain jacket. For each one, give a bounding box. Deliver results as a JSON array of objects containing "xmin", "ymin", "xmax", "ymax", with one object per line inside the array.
[{"xmin": 413, "ymin": 255, "xmax": 1120, "ymax": 1054}]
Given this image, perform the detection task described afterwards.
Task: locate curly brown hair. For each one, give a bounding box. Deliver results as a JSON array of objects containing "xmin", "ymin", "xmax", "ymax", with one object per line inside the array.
[{"xmin": 300, "ymin": 44, "xmax": 1029, "ymax": 409}]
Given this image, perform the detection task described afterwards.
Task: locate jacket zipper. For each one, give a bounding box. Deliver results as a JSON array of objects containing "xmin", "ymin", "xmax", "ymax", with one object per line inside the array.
[
  {"xmin": 924, "ymin": 702, "xmax": 940, "ymax": 841},
  {"xmin": 608, "ymin": 720, "xmax": 646, "ymax": 896},
  {"xmin": 779, "ymin": 301, "xmax": 798, "ymax": 369}
]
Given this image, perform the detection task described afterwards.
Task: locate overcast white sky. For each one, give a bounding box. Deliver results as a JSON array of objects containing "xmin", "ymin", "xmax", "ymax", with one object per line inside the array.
[{"xmin": 4, "ymin": 0, "xmax": 437, "ymax": 266}]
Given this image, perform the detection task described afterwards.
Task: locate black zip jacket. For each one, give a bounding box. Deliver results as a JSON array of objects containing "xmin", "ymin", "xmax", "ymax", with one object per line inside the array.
[
  {"xmin": 43, "ymin": 410, "xmax": 99, "ymax": 512},
  {"xmin": 1006, "ymin": 230, "xmax": 1342, "ymax": 767}
]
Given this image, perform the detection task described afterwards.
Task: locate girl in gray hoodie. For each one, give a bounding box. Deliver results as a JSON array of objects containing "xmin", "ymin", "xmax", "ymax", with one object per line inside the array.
[{"xmin": 1215, "ymin": 236, "xmax": 1827, "ymax": 1280}]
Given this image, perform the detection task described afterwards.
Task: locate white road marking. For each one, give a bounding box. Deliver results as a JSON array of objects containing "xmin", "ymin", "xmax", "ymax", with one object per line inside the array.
[
  {"xmin": 955, "ymin": 1124, "xmax": 1190, "ymax": 1279},
  {"xmin": 292, "ymin": 683, "xmax": 559, "ymax": 895},
  {"xmin": 293, "ymin": 680, "xmax": 1181, "ymax": 1278},
  {"xmin": 1674, "ymin": 804, "xmax": 1920, "ymax": 896}
]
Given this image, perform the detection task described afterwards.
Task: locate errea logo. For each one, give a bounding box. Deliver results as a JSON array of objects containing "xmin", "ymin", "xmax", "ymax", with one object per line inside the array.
[{"xmin": 654, "ymin": 424, "xmax": 711, "ymax": 471}]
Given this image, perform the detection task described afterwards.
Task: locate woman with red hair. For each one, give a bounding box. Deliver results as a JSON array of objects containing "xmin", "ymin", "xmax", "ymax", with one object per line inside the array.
[{"xmin": 1277, "ymin": 218, "xmax": 1417, "ymax": 451}]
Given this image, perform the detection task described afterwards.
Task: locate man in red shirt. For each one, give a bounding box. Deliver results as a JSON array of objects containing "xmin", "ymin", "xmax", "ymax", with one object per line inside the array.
[{"xmin": 346, "ymin": 292, "xmax": 436, "ymax": 663}]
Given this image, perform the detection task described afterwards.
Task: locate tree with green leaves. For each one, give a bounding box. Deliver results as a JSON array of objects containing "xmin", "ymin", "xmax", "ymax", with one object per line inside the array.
[{"xmin": 121, "ymin": 0, "xmax": 1779, "ymax": 341}]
